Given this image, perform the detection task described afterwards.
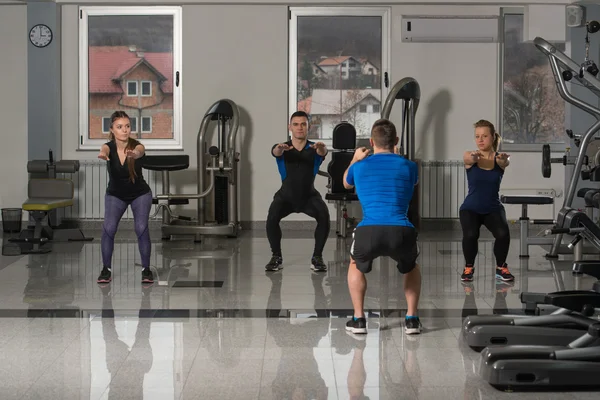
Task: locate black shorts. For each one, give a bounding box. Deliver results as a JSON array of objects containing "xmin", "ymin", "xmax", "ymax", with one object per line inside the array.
[{"xmin": 350, "ymin": 225, "xmax": 419, "ymax": 274}]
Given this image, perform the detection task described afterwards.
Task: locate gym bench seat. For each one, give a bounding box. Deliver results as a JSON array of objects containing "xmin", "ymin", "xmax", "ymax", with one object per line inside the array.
[
  {"xmin": 500, "ymin": 195, "xmax": 554, "ymax": 258},
  {"xmin": 324, "ymin": 122, "xmax": 359, "ymax": 238},
  {"xmin": 9, "ymin": 178, "xmax": 87, "ymax": 254}
]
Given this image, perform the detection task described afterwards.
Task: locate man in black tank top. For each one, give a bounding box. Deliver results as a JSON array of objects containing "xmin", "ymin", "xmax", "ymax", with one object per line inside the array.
[
  {"xmin": 96, "ymin": 111, "xmax": 154, "ymax": 286},
  {"xmin": 265, "ymin": 111, "xmax": 331, "ymax": 273}
]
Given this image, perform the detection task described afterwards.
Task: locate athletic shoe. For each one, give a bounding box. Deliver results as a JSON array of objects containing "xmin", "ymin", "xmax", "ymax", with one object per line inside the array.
[
  {"xmin": 496, "ymin": 264, "xmax": 515, "ymax": 282},
  {"xmin": 142, "ymin": 268, "xmax": 154, "ymax": 284},
  {"xmin": 265, "ymin": 255, "xmax": 283, "ymax": 271},
  {"xmin": 461, "ymin": 265, "xmax": 474, "ymax": 282},
  {"xmin": 310, "ymin": 256, "xmax": 327, "ymax": 272},
  {"xmin": 405, "ymin": 317, "xmax": 422, "ymax": 335},
  {"xmin": 97, "ymin": 267, "xmax": 111, "ymax": 284},
  {"xmin": 345, "ymin": 317, "xmax": 367, "ymax": 334}
]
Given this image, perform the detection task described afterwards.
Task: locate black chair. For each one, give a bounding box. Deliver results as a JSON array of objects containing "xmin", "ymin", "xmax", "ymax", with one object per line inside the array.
[{"xmin": 324, "ymin": 122, "xmax": 359, "ymax": 238}]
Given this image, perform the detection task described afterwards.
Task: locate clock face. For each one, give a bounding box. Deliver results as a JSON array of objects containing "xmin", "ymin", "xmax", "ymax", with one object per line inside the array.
[{"xmin": 29, "ymin": 24, "xmax": 52, "ymax": 48}]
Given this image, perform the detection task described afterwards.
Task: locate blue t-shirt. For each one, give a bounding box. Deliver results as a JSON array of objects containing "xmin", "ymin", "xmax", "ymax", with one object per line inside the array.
[
  {"xmin": 345, "ymin": 153, "xmax": 418, "ymax": 227},
  {"xmin": 460, "ymin": 157, "xmax": 504, "ymax": 214}
]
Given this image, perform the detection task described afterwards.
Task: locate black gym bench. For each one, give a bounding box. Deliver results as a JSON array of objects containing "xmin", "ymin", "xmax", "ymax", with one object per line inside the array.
[
  {"xmin": 501, "ymin": 195, "xmax": 554, "ymax": 258},
  {"xmin": 323, "ymin": 122, "xmax": 359, "ymax": 238}
]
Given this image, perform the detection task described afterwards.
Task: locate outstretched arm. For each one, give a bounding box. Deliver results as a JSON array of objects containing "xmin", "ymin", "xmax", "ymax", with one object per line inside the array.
[
  {"xmin": 496, "ymin": 152, "xmax": 510, "ymax": 169},
  {"xmin": 343, "ymin": 147, "xmax": 371, "ymax": 189},
  {"xmin": 463, "ymin": 150, "xmax": 480, "ymax": 166},
  {"xmin": 343, "ymin": 160, "xmax": 357, "ymax": 189}
]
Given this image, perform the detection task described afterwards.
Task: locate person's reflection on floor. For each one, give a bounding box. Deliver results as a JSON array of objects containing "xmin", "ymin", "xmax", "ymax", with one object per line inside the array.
[
  {"xmin": 265, "ymin": 271, "xmax": 329, "ymax": 399},
  {"xmin": 100, "ymin": 285, "xmax": 153, "ymax": 399}
]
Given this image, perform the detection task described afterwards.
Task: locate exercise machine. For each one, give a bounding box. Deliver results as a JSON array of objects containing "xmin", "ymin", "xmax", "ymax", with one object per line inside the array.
[
  {"xmin": 532, "ymin": 36, "xmax": 600, "ymax": 257},
  {"xmin": 323, "ymin": 122, "xmax": 359, "ymax": 238},
  {"xmin": 479, "ymin": 322, "xmax": 600, "ymax": 389},
  {"xmin": 144, "ymin": 99, "xmax": 241, "ymax": 241},
  {"xmin": 463, "ymin": 258, "xmax": 600, "ymax": 351},
  {"xmin": 9, "ymin": 150, "xmax": 92, "ymax": 254},
  {"xmin": 380, "ymin": 77, "xmax": 421, "ymax": 229}
]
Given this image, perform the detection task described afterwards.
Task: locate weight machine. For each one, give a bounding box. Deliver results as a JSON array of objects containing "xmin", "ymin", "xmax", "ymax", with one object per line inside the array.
[
  {"xmin": 534, "ymin": 31, "xmax": 600, "ymax": 258},
  {"xmin": 143, "ymin": 99, "xmax": 241, "ymax": 241},
  {"xmin": 380, "ymin": 77, "xmax": 421, "ymax": 229}
]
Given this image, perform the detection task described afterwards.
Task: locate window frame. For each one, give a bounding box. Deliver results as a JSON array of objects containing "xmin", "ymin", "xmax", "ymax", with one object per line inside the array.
[
  {"xmin": 288, "ymin": 6, "xmax": 391, "ymax": 146},
  {"xmin": 78, "ymin": 6, "xmax": 183, "ymax": 150},
  {"xmin": 130, "ymin": 116, "xmax": 138, "ymax": 133},
  {"xmin": 102, "ymin": 117, "xmax": 111, "ymax": 134},
  {"xmin": 126, "ymin": 80, "xmax": 138, "ymax": 97},
  {"xmin": 498, "ymin": 7, "xmax": 569, "ymax": 153},
  {"xmin": 141, "ymin": 80, "xmax": 152, "ymax": 97},
  {"xmin": 141, "ymin": 116, "xmax": 152, "ymax": 133}
]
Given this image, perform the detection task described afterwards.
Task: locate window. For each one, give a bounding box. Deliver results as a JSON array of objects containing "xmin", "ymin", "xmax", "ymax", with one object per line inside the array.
[
  {"xmin": 102, "ymin": 117, "xmax": 111, "ymax": 134},
  {"xmin": 141, "ymin": 81, "xmax": 152, "ymax": 96},
  {"xmin": 289, "ymin": 7, "xmax": 390, "ymax": 142},
  {"xmin": 500, "ymin": 9, "xmax": 566, "ymax": 151},
  {"xmin": 141, "ymin": 116, "xmax": 152, "ymax": 133},
  {"xmin": 127, "ymin": 81, "xmax": 138, "ymax": 96},
  {"xmin": 79, "ymin": 6, "xmax": 182, "ymax": 150},
  {"xmin": 373, "ymin": 104, "xmax": 380, "ymax": 113},
  {"xmin": 130, "ymin": 117, "xmax": 138, "ymax": 133}
]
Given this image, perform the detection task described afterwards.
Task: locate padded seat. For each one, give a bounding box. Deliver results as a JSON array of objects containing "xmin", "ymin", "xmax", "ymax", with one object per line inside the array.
[
  {"xmin": 578, "ymin": 187, "xmax": 598, "ymax": 198},
  {"xmin": 23, "ymin": 198, "xmax": 73, "ymax": 212},
  {"xmin": 143, "ymin": 155, "xmax": 190, "ymax": 171},
  {"xmin": 324, "ymin": 122, "xmax": 359, "ymax": 237},
  {"xmin": 22, "ymin": 179, "xmax": 74, "ymax": 211},
  {"xmin": 325, "ymin": 193, "xmax": 359, "ymax": 202},
  {"xmin": 573, "ymin": 260, "xmax": 600, "ymax": 280},
  {"xmin": 501, "ymin": 195, "xmax": 554, "ymax": 205}
]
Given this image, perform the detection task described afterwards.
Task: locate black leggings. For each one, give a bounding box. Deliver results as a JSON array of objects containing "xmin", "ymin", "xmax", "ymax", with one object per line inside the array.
[
  {"xmin": 266, "ymin": 195, "xmax": 330, "ymax": 257},
  {"xmin": 459, "ymin": 209, "xmax": 510, "ymax": 267}
]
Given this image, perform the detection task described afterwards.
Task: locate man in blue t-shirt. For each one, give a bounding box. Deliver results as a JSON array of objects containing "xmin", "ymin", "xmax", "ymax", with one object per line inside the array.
[{"xmin": 343, "ymin": 118, "xmax": 422, "ymax": 335}]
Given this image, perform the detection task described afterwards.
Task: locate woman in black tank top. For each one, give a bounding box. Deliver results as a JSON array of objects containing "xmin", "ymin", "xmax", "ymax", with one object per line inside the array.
[
  {"xmin": 459, "ymin": 119, "xmax": 514, "ymax": 284},
  {"xmin": 96, "ymin": 111, "xmax": 154, "ymax": 286}
]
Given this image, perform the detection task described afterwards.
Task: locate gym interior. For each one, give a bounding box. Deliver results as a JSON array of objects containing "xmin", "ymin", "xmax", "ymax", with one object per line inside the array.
[{"xmin": 1, "ymin": 0, "xmax": 600, "ymax": 398}]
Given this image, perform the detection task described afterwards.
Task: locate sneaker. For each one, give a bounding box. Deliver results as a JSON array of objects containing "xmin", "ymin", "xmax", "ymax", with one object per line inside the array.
[
  {"xmin": 496, "ymin": 264, "xmax": 515, "ymax": 282},
  {"xmin": 345, "ymin": 317, "xmax": 367, "ymax": 334},
  {"xmin": 405, "ymin": 317, "xmax": 422, "ymax": 335},
  {"xmin": 141, "ymin": 268, "xmax": 154, "ymax": 284},
  {"xmin": 310, "ymin": 256, "xmax": 327, "ymax": 272},
  {"xmin": 97, "ymin": 267, "xmax": 112, "ymax": 284},
  {"xmin": 461, "ymin": 265, "xmax": 474, "ymax": 282},
  {"xmin": 265, "ymin": 255, "xmax": 283, "ymax": 271}
]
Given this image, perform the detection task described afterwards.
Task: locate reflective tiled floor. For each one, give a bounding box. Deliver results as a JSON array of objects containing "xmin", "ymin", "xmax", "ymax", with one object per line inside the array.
[{"xmin": 0, "ymin": 227, "xmax": 600, "ymax": 399}]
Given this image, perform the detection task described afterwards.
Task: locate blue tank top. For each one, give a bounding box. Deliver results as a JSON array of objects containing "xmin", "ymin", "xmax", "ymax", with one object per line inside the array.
[{"xmin": 460, "ymin": 156, "xmax": 504, "ymax": 214}]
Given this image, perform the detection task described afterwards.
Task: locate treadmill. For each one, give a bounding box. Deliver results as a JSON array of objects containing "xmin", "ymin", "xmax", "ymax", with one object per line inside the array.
[{"xmin": 473, "ymin": 36, "xmax": 600, "ymax": 388}]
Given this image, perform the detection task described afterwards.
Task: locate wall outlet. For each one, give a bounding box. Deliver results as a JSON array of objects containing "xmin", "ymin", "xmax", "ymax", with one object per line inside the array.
[{"xmin": 537, "ymin": 190, "xmax": 555, "ymax": 196}]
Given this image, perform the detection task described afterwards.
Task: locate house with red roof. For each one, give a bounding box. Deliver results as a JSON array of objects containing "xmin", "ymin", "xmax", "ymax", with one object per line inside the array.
[{"xmin": 88, "ymin": 45, "xmax": 173, "ymax": 140}]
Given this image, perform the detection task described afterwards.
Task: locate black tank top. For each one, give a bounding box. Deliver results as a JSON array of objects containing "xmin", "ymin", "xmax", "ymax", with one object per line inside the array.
[{"xmin": 105, "ymin": 140, "xmax": 151, "ymax": 202}]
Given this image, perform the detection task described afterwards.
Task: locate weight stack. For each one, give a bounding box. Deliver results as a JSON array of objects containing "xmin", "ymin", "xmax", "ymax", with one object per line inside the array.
[{"xmin": 214, "ymin": 176, "xmax": 229, "ymax": 224}]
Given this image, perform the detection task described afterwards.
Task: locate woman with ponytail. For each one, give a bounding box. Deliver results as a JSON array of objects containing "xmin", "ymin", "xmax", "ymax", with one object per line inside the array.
[
  {"xmin": 97, "ymin": 111, "xmax": 154, "ymax": 285},
  {"xmin": 459, "ymin": 119, "xmax": 514, "ymax": 283}
]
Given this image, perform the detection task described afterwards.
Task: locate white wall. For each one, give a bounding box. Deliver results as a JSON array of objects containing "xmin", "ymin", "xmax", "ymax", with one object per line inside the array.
[
  {"xmin": 61, "ymin": 2, "xmax": 565, "ymax": 223},
  {"xmin": 0, "ymin": 5, "xmax": 28, "ymax": 220}
]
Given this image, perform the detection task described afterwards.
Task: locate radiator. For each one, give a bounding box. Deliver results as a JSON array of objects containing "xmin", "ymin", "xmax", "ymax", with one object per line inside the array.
[
  {"xmin": 419, "ymin": 160, "xmax": 467, "ymax": 219},
  {"xmin": 58, "ymin": 160, "xmax": 163, "ymax": 220},
  {"xmin": 58, "ymin": 159, "xmax": 546, "ymax": 221},
  {"xmin": 60, "ymin": 160, "xmax": 467, "ymax": 220}
]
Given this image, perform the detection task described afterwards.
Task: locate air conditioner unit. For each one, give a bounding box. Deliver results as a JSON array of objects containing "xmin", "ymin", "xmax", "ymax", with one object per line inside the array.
[{"xmin": 401, "ymin": 15, "xmax": 499, "ymax": 43}]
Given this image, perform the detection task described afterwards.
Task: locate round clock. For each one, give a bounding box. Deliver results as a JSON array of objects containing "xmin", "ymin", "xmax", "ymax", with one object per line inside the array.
[{"xmin": 29, "ymin": 24, "xmax": 53, "ymax": 48}]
